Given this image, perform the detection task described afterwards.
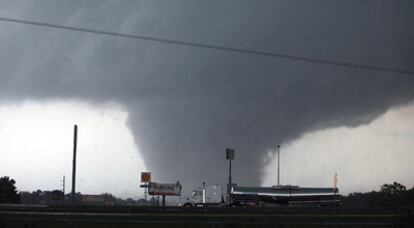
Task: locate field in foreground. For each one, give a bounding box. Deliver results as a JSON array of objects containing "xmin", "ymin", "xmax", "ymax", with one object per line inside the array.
[{"xmin": 0, "ymin": 205, "xmax": 413, "ymax": 228}]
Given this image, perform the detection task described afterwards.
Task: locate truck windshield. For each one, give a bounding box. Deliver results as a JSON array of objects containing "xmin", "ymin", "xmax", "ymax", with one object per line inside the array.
[{"xmin": 192, "ymin": 191, "xmax": 202, "ymax": 197}]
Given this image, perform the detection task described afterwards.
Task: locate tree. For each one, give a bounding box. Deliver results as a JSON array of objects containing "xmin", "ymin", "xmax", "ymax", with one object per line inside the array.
[
  {"xmin": 342, "ymin": 182, "xmax": 414, "ymax": 207},
  {"xmin": 0, "ymin": 176, "xmax": 20, "ymax": 203},
  {"xmin": 380, "ymin": 182, "xmax": 406, "ymax": 195}
]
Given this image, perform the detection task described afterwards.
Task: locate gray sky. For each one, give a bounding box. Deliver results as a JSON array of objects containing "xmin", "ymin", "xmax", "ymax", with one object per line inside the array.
[{"xmin": 0, "ymin": 0, "xmax": 413, "ymax": 196}]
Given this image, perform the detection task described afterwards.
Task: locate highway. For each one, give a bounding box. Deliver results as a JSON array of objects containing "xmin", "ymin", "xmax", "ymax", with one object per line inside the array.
[{"xmin": 0, "ymin": 205, "xmax": 413, "ymax": 227}]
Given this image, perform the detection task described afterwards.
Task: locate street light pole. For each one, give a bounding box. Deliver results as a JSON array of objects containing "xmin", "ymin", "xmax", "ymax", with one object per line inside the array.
[
  {"xmin": 229, "ymin": 159, "xmax": 232, "ymax": 187},
  {"xmin": 277, "ymin": 144, "xmax": 280, "ymax": 186}
]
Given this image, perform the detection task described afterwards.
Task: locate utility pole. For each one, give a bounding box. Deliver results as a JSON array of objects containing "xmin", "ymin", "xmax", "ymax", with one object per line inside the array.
[
  {"xmin": 277, "ymin": 145, "xmax": 280, "ymax": 186},
  {"xmin": 226, "ymin": 148, "xmax": 235, "ymax": 205},
  {"xmin": 71, "ymin": 125, "xmax": 78, "ymax": 204},
  {"xmin": 202, "ymin": 181, "xmax": 206, "ymax": 207},
  {"xmin": 62, "ymin": 175, "xmax": 65, "ymax": 205}
]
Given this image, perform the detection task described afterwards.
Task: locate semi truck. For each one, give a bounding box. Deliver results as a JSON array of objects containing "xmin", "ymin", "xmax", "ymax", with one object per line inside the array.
[
  {"xmin": 179, "ymin": 183, "xmax": 340, "ymax": 207},
  {"xmin": 178, "ymin": 183, "xmax": 224, "ymax": 207}
]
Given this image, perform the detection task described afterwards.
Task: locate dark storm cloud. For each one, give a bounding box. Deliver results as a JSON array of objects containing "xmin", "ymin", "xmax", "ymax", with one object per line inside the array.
[{"xmin": 0, "ymin": 0, "xmax": 413, "ymax": 189}]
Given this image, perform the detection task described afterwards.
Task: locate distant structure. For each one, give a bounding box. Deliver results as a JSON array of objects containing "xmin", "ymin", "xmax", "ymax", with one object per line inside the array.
[{"xmin": 80, "ymin": 194, "xmax": 114, "ymax": 206}]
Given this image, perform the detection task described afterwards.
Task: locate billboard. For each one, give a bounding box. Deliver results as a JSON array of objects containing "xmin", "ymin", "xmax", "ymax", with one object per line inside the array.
[{"xmin": 148, "ymin": 181, "xmax": 182, "ymax": 196}]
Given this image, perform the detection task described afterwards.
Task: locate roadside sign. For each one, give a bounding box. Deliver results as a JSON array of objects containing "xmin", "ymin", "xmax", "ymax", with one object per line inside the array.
[
  {"xmin": 226, "ymin": 148, "xmax": 235, "ymax": 160},
  {"xmin": 141, "ymin": 172, "xmax": 151, "ymax": 183},
  {"xmin": 148, "ymin": 181, "xmax": 182, "ymax": 196}
]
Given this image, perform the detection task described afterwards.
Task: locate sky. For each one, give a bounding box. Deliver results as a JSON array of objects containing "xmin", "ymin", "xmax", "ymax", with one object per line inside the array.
[
  {"xmin": 0, "ymin": 0, "xmax": 413, "ymax": 197},
  {"xmin": 0, "ymin": 100, "xmax": 147, "ymax": 198},
  {"xmin": 262, "ymin": 101, "xmax": 414, "ymax": 194}
]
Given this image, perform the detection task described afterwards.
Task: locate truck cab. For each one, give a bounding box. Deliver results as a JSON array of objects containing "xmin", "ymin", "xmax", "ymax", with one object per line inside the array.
[{"xmin": 179, "ymin": 184, "xmax": 224, "ymax": 207}]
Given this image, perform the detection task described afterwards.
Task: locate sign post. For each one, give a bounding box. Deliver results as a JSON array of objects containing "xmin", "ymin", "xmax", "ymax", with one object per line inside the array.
[{"xmin": 140, "ymin": 172, "xmax": 151, "ymax": 202}]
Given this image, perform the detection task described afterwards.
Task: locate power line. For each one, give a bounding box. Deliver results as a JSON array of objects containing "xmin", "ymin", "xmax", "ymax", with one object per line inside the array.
[{"xmin": 0, "ymin": 16, "xmax": 413, "ymax": 76}]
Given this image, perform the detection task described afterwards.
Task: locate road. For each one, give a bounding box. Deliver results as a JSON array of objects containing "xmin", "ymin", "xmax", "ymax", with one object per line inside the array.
[{"xmin": 0, "ymin": 205, "xmax": 413, "ymax": 227}]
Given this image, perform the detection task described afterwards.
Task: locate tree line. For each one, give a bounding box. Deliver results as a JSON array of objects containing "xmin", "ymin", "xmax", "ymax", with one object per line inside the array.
[
  {"xmin": 1, "ymin": 176, "xmax": 414, "ymax": 206},
  {"xmin": 341, "ymin": 182, "xmax": 414, "ymax": 207}
]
